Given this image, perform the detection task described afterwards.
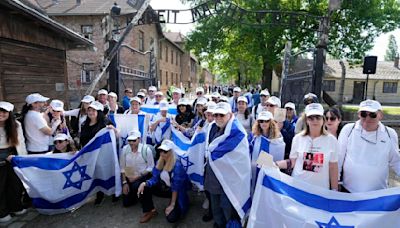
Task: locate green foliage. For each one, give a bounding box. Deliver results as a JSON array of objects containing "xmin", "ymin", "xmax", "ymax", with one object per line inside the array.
[
  {"xmin": 384, "ymin": 34, "xmax": 399, "ymax": 61},
  {"xmin": 183, "ymin": 0, "xmax": 400, "ymax": 88}
]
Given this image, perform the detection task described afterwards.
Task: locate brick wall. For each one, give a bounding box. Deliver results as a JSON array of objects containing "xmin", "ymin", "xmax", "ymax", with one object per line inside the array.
[{"xmin": 158, "ymin": 39, "xmax": 184, "ymax": 93}]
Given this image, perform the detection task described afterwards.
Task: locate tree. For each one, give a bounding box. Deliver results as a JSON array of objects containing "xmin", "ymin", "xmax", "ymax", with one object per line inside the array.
[
  {"xmin": 182, "ymin": 0, "xmax": 400, "ymax": 90},
  {"xmin": 385, "ymin": 34, "xmax": 399, "ymax": 61}
]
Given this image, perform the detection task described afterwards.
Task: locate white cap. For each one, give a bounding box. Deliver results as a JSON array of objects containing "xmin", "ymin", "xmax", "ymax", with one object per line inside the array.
[
  {"xmin": 159, "ymin": 100, "xmax": 169, "ymax": 111},
  {"xmin": 178, "ymin": 98, "xmax": 190, "ymax": 106},
  {"xmin": 0, "ymin": 101, "xmax": 14, "ymax": 112},
  {"xmin": 97, "ymin": 89, "xmax": 108, "ymax": 95},
  {"xmin": 130, "ymin": 97, "xmax": 142, "ymax": 104},
  {"xmin": 233, "ymin": 87, "xmax": 241, "ymax": 93},
  {"xmin": 155, "ymin": 91, "xmax": 163, "ymax": 96},
  {"xmin": 260, "ymin": 90, "xmax": 270, "ymax": 96},
  {"xmin": 211, "ymin": 92, "xmax": 221, "ymax": 98},
  {"xmin": 284, "ymin": 102, "xmax": 296, "ymax": 110},
  {"xmin": 304, "ymin": 93, "xmax": 317, "ymax": 99},
  {"xmin": 108, "ymin": 92, "xmax": 118, "ymax": 99},
  {"xmin": 50, "ymin": 100, "xmax": 64, "ymax": 112},
  {"xmin": 173, "ymin": 88, "xmax": 182, "ymax": 94},
  {"xmin": 81, "ymin": 95, "xmax": 95, "ymax": 103},
  {"xmin": 25, "ymin": 93, "xmax": 49, "ymax": 105},
  {"xmin": 257, "ymin": 111, "xmax": 273, "ymax": 121},
  {"xmin": 358, "ymin": 99, "xmax": 382, "ymax": 113},
  {"xmin": 89, "ymin": 101, "xmax": 104, "ymax": 111},
  {"xmin": 54, "ymin": 133, "xmax": 69, "ymax": 141},
  {"xmin": 267, "ymin": 96, "xmax": 281, "ymax": 107},
  {"xmin": 220, "ymin": 96, "xmax": 229, "ymax": 102},
  {"xmin": 237, "ymin": 96, "xmax": 248, "ymax": 104},
  {"xmin": 214, "ymin": 102, "xmax": 232, "ymax": 115},
  {"xmin": 197, "ymin": 97, "xmax": 208, "ymax": 106},
  {"xmin": 305, "ymin": 103, "xmax": 324, "ymax": 117},
  {"xmin": 205, "ymin": 101, "xmax": 217, "ymax": 113},
  {"xmin": 127, "ymin": 130, "xmax": 141, "ymax": 141},
  {"xmin": 196, "ymin": 87, "xmax": 205, "ymax": 93},
  {"xmin": 148, "ymin": 86, "xmax": 157, "ymax": 91},
  {"xmin": 137, "ymin": 92, "xmax": 146, "ymax": 97},
  {"xmin": 158, "ymin": 139, "xmax": 175, "ymax": 151}
]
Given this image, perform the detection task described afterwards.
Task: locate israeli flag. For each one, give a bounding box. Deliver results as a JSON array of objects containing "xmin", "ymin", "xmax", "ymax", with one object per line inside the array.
[
  {"xmin": 11, "ymin": 129, "xmax": 121, "ymax": 215},
  {"xmin": 171, "ymin": 127, "xmax": 206, "ymax": 190},
  {"xmin": 248, "ymin": 167, "xmax": 400, "ymax": 228},
  {"xmin": 206, "ymin": 117, "xmax": 252, "ymax": 220},
  {"xmin": 140, "ymin": 104, "xmax": 177, "ymax": 116},
  {"xmin": 109, "ymin": 114, "xmax": 149, "ymax": 150}
]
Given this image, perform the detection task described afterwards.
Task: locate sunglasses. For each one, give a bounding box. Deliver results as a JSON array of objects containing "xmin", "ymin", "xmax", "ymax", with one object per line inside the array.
[
  {"xmin": 325, "ymin": 116, "xmax": 337, "ymax": 121},
  {"xmin": 285, "ymin": 108, "xmax": 293, "ymax": 111},
  {"xmin": 260, "ymin": 95, "xmax": 267, "ymax": 97},
  {"xmin": 213, "ymin": 113, "xmax": 226, "ymax": 118},
  {"xmin": 160, "ymin": 150, "xmax": 170, "ymax": 154},
  {"xmin": 128, "ymin": 139, "xmax": 137, "ymax": 142},
  {"xmin": 266, "ymin": 104, "xmax": 275, "ymax": 107},
  {"xmin": 126, "ymin": 91, "xmax": 133, "ymax": 94},
  {"xmin": 138, "ymin": 96, "xmax": 144, "ymax": 99},
  {"xmin": 197, "ymin": 92, "xmax": 203, "ymax": 95},
  {"xmin": 155, "ymin": 95, "xmax": 162, "ymax": 98},
  {"xmin": 307, "ymin": 115, "xmax": 322, "ymax": 121},
  {"xmin": 258, "ymin": 120, "xmax": 270, "ymax": 124},
  {"xmin": 54, "ymin": 140, "xmax": 66, "ymax": 144},
  {"xmin": 360, "ymin": 111, "xmax": 377, "ymax": 119}
]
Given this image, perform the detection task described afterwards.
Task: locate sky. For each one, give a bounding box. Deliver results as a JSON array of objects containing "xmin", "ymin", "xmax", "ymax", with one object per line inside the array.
[{"xmin": 150, "ymin": 0, "xmax": 400, "ymax": 61}]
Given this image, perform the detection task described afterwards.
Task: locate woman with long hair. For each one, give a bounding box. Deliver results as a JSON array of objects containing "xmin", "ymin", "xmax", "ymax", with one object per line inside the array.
[
  {"xmin": 235, "ymin": 96, "xmax": 254, "ymax": 134},
  {"xmin": 137, "ymin": 140, "xmax": 191, "ymax": 223},
  {"xmin": 52, "ymin": 133, "xmax": 77, "ymax": 154},
  {"xmin": 324, "ymin": 107, "xmax": 343, "ymax": 138},
  {"xmin": 250, "ymin": 111, "xmax": 285, "ymax": 194},
  {"xmin": 276, "ymin": 103, "xmax": 339, "ymax": 191},
  {"xmin": 175, "ymin": 99, "xmax": 194, "ymax": 128},
  {"xmin": 0, "ymin": 101, "xmax": 27, "ymax": 223}
]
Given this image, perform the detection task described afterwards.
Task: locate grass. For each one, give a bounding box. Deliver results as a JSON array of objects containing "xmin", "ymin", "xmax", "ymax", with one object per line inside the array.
[{"xmin": 342, "ymin": 105, "xmax": 400, "ymax": 116}]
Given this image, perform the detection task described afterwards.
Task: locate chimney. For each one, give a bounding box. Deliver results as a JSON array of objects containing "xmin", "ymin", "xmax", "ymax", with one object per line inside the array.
[{"xmin": 395, "ymin": 55, "xmax": 399, "ymax": 69}]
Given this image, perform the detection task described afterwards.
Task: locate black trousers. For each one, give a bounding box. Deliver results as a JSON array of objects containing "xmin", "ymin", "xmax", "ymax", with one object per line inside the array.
[
  {"xmin": 122, "ymin": 174, "xmax": 151, "ymax": 207},
  {"xmin": 0, "ymin": 161, "xmax": 24, "ymax": 217},
  {"xmin": 141, "ymin": 182, "xmax": 181, "ymax": 223}
]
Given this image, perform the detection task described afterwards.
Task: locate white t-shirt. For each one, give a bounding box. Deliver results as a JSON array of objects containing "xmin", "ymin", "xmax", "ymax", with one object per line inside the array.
[
  {"xmin": 235, "ymin": 113, "xmax": 254, "ymax": 134},
  {"xmin": 252, "ymin": 103, "xmax": 267, "ymax": 119},
  {"xmin": 24, "ymin": 110, "xmax": 50, "ymax": 152},
  {"xmin": 338, "ymin": 121, "xmax": 400, "ymax": 193},
  {"xmin": 290, "ymin": 133, "xmax": 339, "ymax": 189},
  {"xmin": 119, "ymin": 144, "xmax": 154, "ymax": 179},
  {"xmin": 145, "ymin": 97, "xmax": 156, "ymax": 105}
]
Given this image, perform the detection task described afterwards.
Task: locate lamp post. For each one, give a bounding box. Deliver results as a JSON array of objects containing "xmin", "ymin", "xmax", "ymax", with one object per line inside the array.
[{"xmin": 109, "ymin": 2, "xmax": 121, "ymax": 94}]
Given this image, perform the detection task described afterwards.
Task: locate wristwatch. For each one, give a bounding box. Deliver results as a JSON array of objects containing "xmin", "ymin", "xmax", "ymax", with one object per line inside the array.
[{"xmin": 122, "ymin": 180, "xmax": 127, "ymax": 185}]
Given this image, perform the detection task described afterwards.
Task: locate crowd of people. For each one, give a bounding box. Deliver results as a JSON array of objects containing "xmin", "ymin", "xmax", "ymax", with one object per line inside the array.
[{"xmin": 0, "ymin": 85, "xmax": 399, "ymax": 227}]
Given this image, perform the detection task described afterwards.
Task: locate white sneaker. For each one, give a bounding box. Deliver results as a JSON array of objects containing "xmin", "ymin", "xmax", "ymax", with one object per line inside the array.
[
  {"xmin": 202, "ymin": 198, "xmax": 209, "ymax": 209},
  {"xmin": 0, "ymin": 215, "xmax": 12, "ymax": 223},
  {"xmin": 14, "ymin": 209, "xmax": 27, "ymax": 216}
]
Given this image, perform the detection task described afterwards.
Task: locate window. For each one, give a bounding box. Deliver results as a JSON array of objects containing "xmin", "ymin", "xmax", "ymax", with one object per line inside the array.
[
  {"xmin": 160, "ymin": 70, "xmax": 162, "ymax": 85},
  {"xmin": 171, "ymin": 50, "xmax": 174, "ymax": 64},
  {"xmin": 159, "ymin": 43, "xmax": 162, "ymax": 60},
  {"xmin": 176, "ymin": 52, "xmax": 178, "ymax": 66},
  {"xmin": 171, "ymin": 72, "xmax": 174, "ymax": 85},
  {"xmin": 323, "ymin": 80, "xmax": 335, "ymax": 92},
  {"xmin": 166, "ymin": 71, "xmax": 169, "ymax": 85},
  {"xmin": 176, "ymin": 73, "xmax": 179, "ymax": 84},
  {"xmin": 139, "ymin": 31, "xmax": 144, "ymax": 51},
  {"xmin": 139, "ymin": 65, "xmax": 145, "ymax": 71},
  {"xmin": 383, "ymin": 82, "xmax": 398, "ymax": 93},
  {"xmin": 166, "ymin": 46, "xmax": 169, "ymax": 62},
  {"xmin": 81, "ymin": 63, "xmax": 94, "ymax": 83},
  {"xmin": 81, "ymin": 25, "xmax": 93, "ymax": 40}
]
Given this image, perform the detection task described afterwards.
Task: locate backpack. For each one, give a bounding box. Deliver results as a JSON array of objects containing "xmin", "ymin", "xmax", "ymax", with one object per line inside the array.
[{"xmin": 140, "ymin": 144, "xmax": 156, "ymax": 163}]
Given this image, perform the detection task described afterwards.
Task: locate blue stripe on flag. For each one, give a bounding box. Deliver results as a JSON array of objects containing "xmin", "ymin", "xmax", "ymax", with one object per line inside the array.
[
  {"xmin": 32, "ymin": 176, "xmax": 115, "ymax": 209},
  {"xmin": 262, "ymin": 174, "xmax": 400, "ymax": 212},
  {"xmin": 172, "ymin": 131, "xmax": 206, "ymax": 151},
  {"xmin": 189, "ymin": 173, "xmax": 204, "ymax": 185},
  {"xmin": 211, "ymin": 120, "xmax": 245, "ymax": 161},
  {"xmin": 138, "ymin": 114, "xmax": 145, "ymax": 136},
  {"xmin": 12, "ymin": 132, "xmax": 112, "ymax": 170},
  {"xmin": 108, "ymin": 114, "xmax": 116, "ymax": 126},
  {"xmin": 140, "ymin": 107, "xmax": 177, "ymax": 115},
  {"xmin": 241, "ymin": 197, "xmax": 252, "ymax": 214}
]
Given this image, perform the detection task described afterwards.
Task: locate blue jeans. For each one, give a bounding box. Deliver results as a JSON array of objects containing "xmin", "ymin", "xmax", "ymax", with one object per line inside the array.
[{"xmin": 209, "ymin": 192, "xmax": 235, "ymax": 227}]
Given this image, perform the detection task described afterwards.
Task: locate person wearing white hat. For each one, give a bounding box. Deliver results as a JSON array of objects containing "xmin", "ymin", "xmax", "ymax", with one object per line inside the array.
[
  {"xmin": 284, "ymin": 102, "xmax": 297, "ymax": 128},
  {"xmin": 338, "ymin": 100, "xmax": 400, "ymax": 193},
  {"xmin": 122, "ymin": 88, "xmax": 133, "ymax": 111},
  {"xmin": 192, "ymin": 87, "xmax": 206, "ymax": 111},
  {"xmin": 44, "ymin": 100, "xmax": 70, "ymax": 150},
  {"xmin": 137, "ymin": 92, "xmax": 146, "ymax": 104},
  {"xmin": 0, "ymin": 101, "xmax": 27, "ymax": 222},
  {"xmin": 124, "ymin": 97, "xmax": 145, "ymax": 115},
  {"xmin": 144, "ymin": 86, "xmax": 157, "ymax": 105},
  {"xmin": 137, "ymin": 139, "xmax": 191, "ymax": 223},
  {"xmin": 249, "ymin": 111, "xmax": 285, "ymax": 194},
  {"xmin": 251, "ymin": 89, "xmax": 270, "ymax": 119},
  {"xmin": 154, "ymin": 91, "xmax": 164, "ymax": 105},
  {"xmin": 120, "ymin": 130, "xmax": 154, "ymax": 208},
  {"xmin": 107, "ymin": 92, "xmax": 124, "ymax": 114},
  {"xmin": 229, "ymin": 87, "xmax": 242, "ymax": 113},
  {"xmin": 170, "ymin": 88, "xmax": 182, "ymax": 106},
  {"xmin": 21, "ymin": 93, "xmax": 55, "ymax": 154},
  {"xmin": 294, "ymin": 93, "xmax": 320, "ymax": 134},
  {"xmin": 265, "ymin": 96, "xmax": 282, "ymax": 114},
  {"xmin": 276, "ymin": 103, "xmax": 339, "ymax": 191},
  {"xmin": 64, "ymin": 95, "xmax": 95, "ymax": 143},
  {"xmin": 211, "ymin": 92, "xmax": 221, "ymax": 103},
  {"xmin": 149, "ymin": 101, "xmax": 174, "ymax": 145},
  {"xmin": 80, "ymin": 100, "xmax": 118, "ymax": 205},
  {"xmin": 174, "ymin": 98, "xmax": 195, "ymax": 130},
  {"xmin": 234, "ymin": 96, "xmax": 254, "ymax": 134},
  {"xmin": 52, "ymin": 133, "xmax": 76, "ymax": 154},
  {"xmin": 97, "ymin": 89, "xmax": 109, "ymax": 106}
]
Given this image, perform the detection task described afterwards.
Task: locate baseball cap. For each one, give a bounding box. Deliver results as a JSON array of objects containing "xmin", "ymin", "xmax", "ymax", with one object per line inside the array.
[
  {"xmin": 211, "ymin": 92, "xmax": 221, "ymax": 98},
  {"xmin": 305, "ymin": 103, "xmax": 324, "ymax": 117},
  {"xmin": 358, "ymin": 99, "xmax": 382, "ymax": 113},
  {"xmin": 81, "ymin": 95, "xmax": 95, "ymax": 103},
  {"xmin": 127, "ymin": 130, "xmax": 141, "ymax": 141},
  {"xmin": 158, "ymin": 139, "xmax": 175, "ymax": 151},
  {"xmin": 260, "ymin": 90, "xmax": 270, "ymax": 96},
  {"xmin": 137, "ymin": 92, "xmax": 146, "ymax": 97},
  {"xmin": 257, "ymin": 111, "xmax": 273, "ymax": 121},
  {"xmin": 159, "ymin": 100, "xmax": 169, "ymax": 111},
  {"xmin": 97, "ymin": 89, "xmax": 108, "ymax": 95},
  {"xmin": 108, "ymin": 92, "xmax": 118, "ymax": 98},
  {"xmin": 205, "ymin": 101, "xmax": 217, "ymax": 113},
  {"xmin": 148, "ymin": 86, "xmax": 157, "ymax": 91},
  {"xmin": 0, "ymin": 101, "xmax": 14, "ymax": 112},
  {"xmin": 89, "ymin": 101, "xmax": 104, "ymax": 111},
  {"xmin": 173, "ymin": 88, "xmax": 182, "ymax": 94},
  {"xmin": 196, "ymin": 87, "xmax": 205, "ymax": 93},
  {"xmin": 237, "ymin": 96, "xmax": 248, "ymax": 104},
  {"xmin": 196, "ymin": 97, "xmax": 208, "ymax": 106},
  {"xmin": 25, "ymin": 93, "xmax": 49, "ymax": 105},
  {"xmin": 130, "ymin": 97, "xmax": 142, "ymax": 104},
  {"xmin": 284, "ymin": 102, "xmax": 296, "ymax": 110},
  {"xmin": 50, "ymin": 100, "xmax": 64, "ymax": 112},
  {"xmin": 53, "ymin": 133, "xmax": 69, "ymax": 142},
  {"xmin": 213, "ymin": 102, "xmax": 232, "ymax": 115},
  {"xmin": 233, "ymin": 87, "xmax": 241, "ymax": 93},
  {"xmin": 178, "ymin": 98, "xmax": 190, "ymax": 106},
  {"xmin": 267, "ymin": 96, "xmax": 281, "ymax": 107},
  {"xmin": 155, "ymin": 91, "xmax": 163, "ymax": 96}
]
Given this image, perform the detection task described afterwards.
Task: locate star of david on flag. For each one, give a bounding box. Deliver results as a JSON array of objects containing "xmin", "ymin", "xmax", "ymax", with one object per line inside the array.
[
  {"xmin": 316, "ymin": 216, "xmax": 354, "ymax": 228},
  {"xmin": 62, "ymin": 162, "xmax": 91, "ymax": 190},
  {"xmin": 178, "ymin": 154, "xmax": 194, "ymax": 172}
]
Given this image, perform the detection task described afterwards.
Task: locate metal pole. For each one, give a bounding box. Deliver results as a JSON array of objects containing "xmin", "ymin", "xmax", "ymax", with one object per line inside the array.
[
  {"xmin": 365, "ymin": 74, "xmax": 369, "ymax": 100},
  {"xmin": 338, "ymin": 60, "xmax": 346, "ymax": 108}
]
